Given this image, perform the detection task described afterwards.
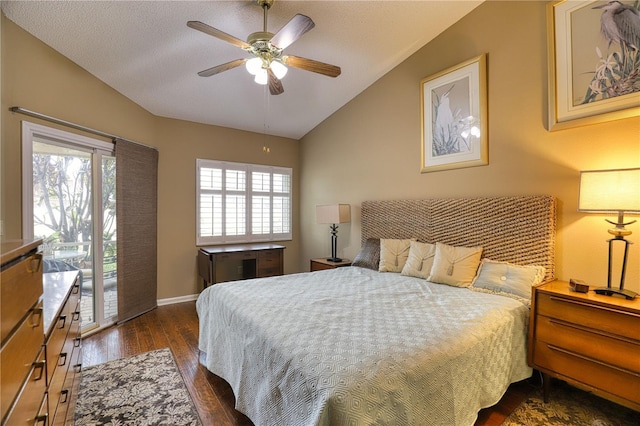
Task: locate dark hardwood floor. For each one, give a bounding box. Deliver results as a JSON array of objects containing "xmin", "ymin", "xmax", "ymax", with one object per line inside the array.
[{"xmin": 82, "ymin": 302, "xmax": 537, "ymax": 425}]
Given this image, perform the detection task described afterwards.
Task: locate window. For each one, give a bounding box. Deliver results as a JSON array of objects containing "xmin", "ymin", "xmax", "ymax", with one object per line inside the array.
[{"xmin": 197, "ymin": 159, "xmax": 292, "ymax": 245}]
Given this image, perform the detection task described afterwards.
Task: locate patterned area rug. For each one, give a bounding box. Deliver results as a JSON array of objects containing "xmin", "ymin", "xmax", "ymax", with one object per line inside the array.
[
  {"xmin": 503, "ymin": 380, "xmax": 638, "ymax": 426},
  {"xmin": 75, "ymin": 348, "xmax": 202, "ymax": 426}
]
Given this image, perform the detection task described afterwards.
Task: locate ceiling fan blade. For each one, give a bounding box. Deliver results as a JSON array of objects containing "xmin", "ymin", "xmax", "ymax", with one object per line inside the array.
[
  {"xmin": 268, "ymin": 68, "xmax": 284, "ymax": 95},
  {"xmin": 270, "ymin": 14, "xmax": 315, "ymax": 50},
  {"xmin": 198, "ymin": 59, "xmax": 248, "ymax": 77},
  {"xmin": 283, "ymin": 55, "xmax": 341, "ymax": 78},
  {"xmin": 187, "ymin": 21, "xmax": 251, "ymax": 50}
]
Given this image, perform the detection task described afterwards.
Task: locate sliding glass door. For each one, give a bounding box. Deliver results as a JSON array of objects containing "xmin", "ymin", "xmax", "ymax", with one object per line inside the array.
[{"xmin": 22, "ymin": 122, "xmax": 116, "ymax": 333}]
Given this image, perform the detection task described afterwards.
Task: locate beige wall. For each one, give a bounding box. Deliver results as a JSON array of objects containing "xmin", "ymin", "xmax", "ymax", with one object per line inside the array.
[
  {"xmin": 299, "ymin": 1, "xmax": 640, "ymax": 292},
  {"xmin": 1, "ymin": 15, "xmax": 300, "ymax": 299}
]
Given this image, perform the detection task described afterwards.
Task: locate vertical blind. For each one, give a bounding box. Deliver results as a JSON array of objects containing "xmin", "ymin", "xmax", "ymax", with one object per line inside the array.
[{"xmin": 115, "ymin": 139, "xmax": 158, "ymax": 323}]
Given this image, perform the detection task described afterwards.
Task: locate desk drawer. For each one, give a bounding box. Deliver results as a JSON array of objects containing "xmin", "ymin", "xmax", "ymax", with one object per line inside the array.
[
  {"xmin": 1, "ymin": 253, "xmax": 43, "ymax": 343},
  {"xmin": 534, "ymin": 340, "xmax": 640, "ymax": 405},
  {"xmin": 258, "ymin": 250, "xmax": 282, "ymax": 276},
  {"xmin": 217, "ymin": 252, "xmax": 257, "ymax": 262},
  {"xmin": 537, "ymin": 293, "xmax": 640, "ymax": 341}
]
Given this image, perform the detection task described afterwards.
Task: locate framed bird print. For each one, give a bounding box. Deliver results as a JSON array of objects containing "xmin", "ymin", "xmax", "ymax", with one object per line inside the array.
[
  {"xmin": 547, "ymin": 0, "xmax": 640, "ymax": 130},
  {"xmin": 420, "ymin": 54, "xmax": 487, "ymax": 173}
]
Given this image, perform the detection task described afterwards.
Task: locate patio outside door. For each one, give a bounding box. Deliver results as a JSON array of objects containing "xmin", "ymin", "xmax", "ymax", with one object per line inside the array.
[{"xmin": 23, "ymin": 122, "xmax": 117, "ymax": 333}]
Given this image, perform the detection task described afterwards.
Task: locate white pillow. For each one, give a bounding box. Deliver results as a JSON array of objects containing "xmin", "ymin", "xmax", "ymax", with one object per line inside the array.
[
  {"xmin": 427, "ymin": 242, "xmax": 483, "ymax": 287},
  {"xmin": 401, "ymin": 241, "xmax": 436, "ymax": 279},
  {"xmin": 379, "ymin": 239, "xmax": 412, "ymax": 272},
  {"xmin": 470, "ymin": 259, "xmax": 546, "ymax": 305}
]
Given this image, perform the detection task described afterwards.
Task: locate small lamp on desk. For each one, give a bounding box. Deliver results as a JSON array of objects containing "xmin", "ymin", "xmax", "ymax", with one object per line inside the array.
[
  {"xmin": 578, "ymin": 168, "xmax": 640, "ymax": 299},
  {"xmin": 316, "ymin": 204, "xmax": 350, "ymax": 262}
]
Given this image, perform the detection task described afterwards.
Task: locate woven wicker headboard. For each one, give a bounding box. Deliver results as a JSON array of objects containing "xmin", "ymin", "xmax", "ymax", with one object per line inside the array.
[{"xmin": 361, "ymin": 196, "xmax": 556, "ymax": 281}]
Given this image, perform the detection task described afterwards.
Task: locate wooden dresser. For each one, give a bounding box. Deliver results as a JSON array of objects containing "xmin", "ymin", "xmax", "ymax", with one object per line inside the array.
[
  {"xmin": 529, "ymin": 280, "xmax": 640, "ymax": 411},
  {"xmin": 1, "ymin": 240, "xmax": 45, "ymax": 425},
  {"xmin": 43, "ymin": 271, "xmax": 82, "ymax": 426},
  {"xmin": 198, "ymin": 243, "xmax": 285, "ymax": 286},
  {"xmin": 1, "ymin": 240, "xmax": 82, "ymax": 426}
]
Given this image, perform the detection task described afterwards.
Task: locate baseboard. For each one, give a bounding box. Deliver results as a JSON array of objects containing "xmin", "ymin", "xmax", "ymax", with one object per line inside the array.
[{"xmin": 157, "ymin": 294, "xmax": 199, "ymax": 306}]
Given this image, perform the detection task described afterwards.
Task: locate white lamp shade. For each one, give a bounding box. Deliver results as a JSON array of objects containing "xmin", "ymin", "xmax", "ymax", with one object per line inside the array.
[
  {"xmin": 270, "ymin": 60, "xmax": 288, "ymax": 79},
  {"xmin": 254, "ymin": 68, "xmax": 268, "ymax": 85},
  {"xmin": 316, "ymin": 204, "xmax": 351, "ymax": 224},
  {"xmin": 578, "ymin": 168, "xmax": 640, "ymax": 213},
  {"xmin": 245, "ymin": 57, "xmax": 263, "ymax": 75}
]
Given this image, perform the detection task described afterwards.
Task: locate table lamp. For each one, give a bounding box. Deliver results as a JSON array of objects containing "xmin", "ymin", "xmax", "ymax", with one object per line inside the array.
[
  {"xmin": 578, "ymin": 168, "xmax": 640, "ymax": 299},
  {"xmin": 316, "ymin": 204, "xmax": 350, "ymax": 262}
]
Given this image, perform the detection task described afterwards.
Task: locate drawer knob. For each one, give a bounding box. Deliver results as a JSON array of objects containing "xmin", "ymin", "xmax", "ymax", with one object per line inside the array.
[
  {"xmin": 59, "ymin": 352, "xmax": 68, "ymax": 367},
  {"xmin": 35, "ymin": 413, "xmax": 48, "ymax": 425},
  {"xmin": 58, "ymin": 315, "xmax": 67, "ymax": 329},
  {"xmin": 61, "ymin": 389, "xmax": 69, "ymax": 403}
]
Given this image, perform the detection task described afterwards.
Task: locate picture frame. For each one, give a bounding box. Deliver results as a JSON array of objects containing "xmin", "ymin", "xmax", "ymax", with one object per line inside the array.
[
  {"xmin": 420, "ymin": 54, "xmax": 487, "ymax": 173},
  {"xmin": 547, "ymin": 0, "xmax": 640, "ymax": 131}
]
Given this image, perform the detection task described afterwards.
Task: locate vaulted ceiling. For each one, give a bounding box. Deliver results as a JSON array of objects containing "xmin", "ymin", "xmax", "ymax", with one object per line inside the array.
[{"xmin": 2, "ymin": 1, "xmax": 483, "ymax": 139}]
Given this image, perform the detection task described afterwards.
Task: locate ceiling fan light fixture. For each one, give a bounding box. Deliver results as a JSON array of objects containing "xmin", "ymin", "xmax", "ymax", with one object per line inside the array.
[
  {"xmin": 254, "ymin": 68, "xmax": 268, "ymax": 85},
  {"xmin": 270, "ymin": 60, "xmax": 288, "ymax": 79},
  {"xmin": 188, "ymin": 0, "xmax": 340, "ymax": 95},
  {"xmin": 246, "ymin": 57, "xmax": 263, "ymax": 75}
]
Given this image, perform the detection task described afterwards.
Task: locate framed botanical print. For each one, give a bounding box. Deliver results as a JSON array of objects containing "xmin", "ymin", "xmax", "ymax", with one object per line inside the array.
[
  {"xmin": 547, "ymin": 0, "xmax": 640, "ymax": 130},
  {"xmin": 420, "ymin": 54, "xmax": 488, "ymax": 173}
]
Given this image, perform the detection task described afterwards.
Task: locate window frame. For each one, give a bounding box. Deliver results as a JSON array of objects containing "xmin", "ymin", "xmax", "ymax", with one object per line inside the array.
[{"xmin": 196, "ymin": 158, "xmax": 292, "ymax": 246}]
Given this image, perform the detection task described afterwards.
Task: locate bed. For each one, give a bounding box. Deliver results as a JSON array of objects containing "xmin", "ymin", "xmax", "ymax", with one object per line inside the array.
[{"xmin": 197, "ymin": 196, "xmax": 556, "ymax": 425}]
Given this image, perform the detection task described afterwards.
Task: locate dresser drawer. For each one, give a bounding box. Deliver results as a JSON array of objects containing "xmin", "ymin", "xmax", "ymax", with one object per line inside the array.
[
  {"xmin": 49, "ymin": 342, "xmax": 78, "ymax": 425},
  {"xmin": 1, "ymin": 302, "xmax": 44, "ymax": 421},
  {"xmin": 2, "ymin": 348, "xmax": 48, "ymax": 426},
  {"xmin": 534, "ymin": 340, "xmax": 640, "ymax": 404},
  {"xmin": 1, "ymin": 253, "xmax": 43, "ymax": 343},
  {"xmin": 536, "ymin": 315, "xmax": 640, "ymax": 374},
  {"xmin": 537, "ymin": 293, "xmax": 640, "ymax": 341},
  {"xmin": 54, "ymin": 344, "xmax": 82, "ymax": 426},
  {"xmin": 45, "ymin": 295, "xmax": 77, "ymax": 386}
]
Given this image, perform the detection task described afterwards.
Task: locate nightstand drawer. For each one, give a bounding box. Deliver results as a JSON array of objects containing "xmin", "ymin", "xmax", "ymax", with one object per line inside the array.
[
  {"xmin": 311, "ymin": 261, "xmax": 336, "ymax": 271},
  {"xmin": 310, "ymin": 258, "xmax": 352, "ymax": 271},
  {"xmin": 537, "ymin": 293, "xmax": 640, "ymax": 341},
  {"xmin": 536, "ymin": 315, "xmax": 640, "ymax": 373},
  {"xmin": 534, "ymin": 340, "xmax": 640, "ymax": 404}
]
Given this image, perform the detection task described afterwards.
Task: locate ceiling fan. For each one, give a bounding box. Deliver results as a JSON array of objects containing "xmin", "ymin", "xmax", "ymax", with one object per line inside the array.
[{"xmin": 187, "ymin": 0, "xmax": 341, "ymax": 95}]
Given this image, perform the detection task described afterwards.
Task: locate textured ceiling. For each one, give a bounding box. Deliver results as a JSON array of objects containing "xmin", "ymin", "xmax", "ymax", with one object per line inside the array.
[{"xmin": 2, "ymin": 1, "xmax": 483, "ymax": 140}]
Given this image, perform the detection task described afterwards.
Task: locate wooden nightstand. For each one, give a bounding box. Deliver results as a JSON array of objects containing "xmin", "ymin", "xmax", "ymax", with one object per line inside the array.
[
  {"xmin": 310, "ymin": 258, "xmax": 351, "ymax": 272},
  {"xmin": 529, "ymin": 280, "xmax": 640, "ymax": 411}
]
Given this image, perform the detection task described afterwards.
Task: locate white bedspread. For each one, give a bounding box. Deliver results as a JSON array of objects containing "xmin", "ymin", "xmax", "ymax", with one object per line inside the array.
[{"xmin": 196, "ymin": 266, "xmax": 532, "ymax": 426}]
